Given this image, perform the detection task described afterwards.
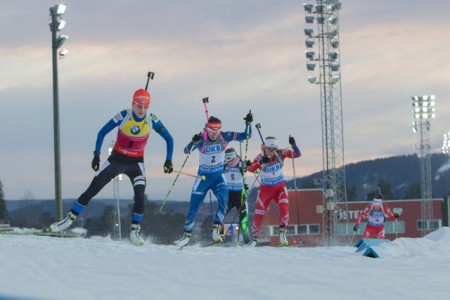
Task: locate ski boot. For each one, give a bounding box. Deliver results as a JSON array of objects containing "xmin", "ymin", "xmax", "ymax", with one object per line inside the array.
[
  {"xmin": 174, "ymin": 232, "xmax": 192, "ymax": 247},
  {"xmin": 130, "ymin": 224, "xmax": 144, "ymax": 246},
  {"xmin": 49, "ymin": 212, "xmax": 77, "ymax": 233},
  {"xmin": 279, "ymin": 227, "xmax": 289, "ymax": 247}
]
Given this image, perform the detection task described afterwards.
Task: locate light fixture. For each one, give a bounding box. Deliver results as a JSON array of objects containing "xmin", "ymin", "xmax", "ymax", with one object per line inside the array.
[
  {"xmin": 307, "ymin": 63, "xmax": 316, "ymax": 71},
  {"xmin": 411, "ymin": 95, "xmax": 436, "ymax": 120},
  {"xmin": 56, "ymin": 34, "xmax": 69, "ymax": 48},
  {"xmin": 55, "ymin": 4, "xmax": 66, "ymax": 15},
  {"xmin": 305, "ymin": 39, "xmax": 314, "ymax": 48},
  {"xmin": 307, "ymin": 76, "xmax": 317, "ymax": 84},
  {"xmin": 303, "ymin": 3, "xmax": 313, "ymax": 12},
  {"xmin": 328, "ymin": 52, "xmax": 338, "ymax": 60},
  {"xmin": 317, "ymin": 17, "xmax": 325, "ymax": 24},
  {"xmin": 59, "ymin": 48, "xmax": 69, "ymax": 58},
  {"xmin": 57, "ymin": 19, "xmax": 66, "ymax": 30},
  {"xmin": 330, "ymin": 63, "xmax": 340, "ymax": 72},
  {"xmin": 304, "ymin": 28, "xmax": 314, "ymax": 37},
  {"xmin": 331, "ymin": 40, "xmax": 339, "ymax": 48},
  {"xmin": 305, "ymin": 51, "xmax": 315, "ymax": 60},
  {"xmin": 443, "ymin": 132, "xmax": 450, "ymax": 154},
  {"xmin": 305, "ymin": 16, "xmax": 314, "ymax": 23},
  {"xmin": 331, "ymin": 75, "xmax": 340, "ymax": 84},
  {"xmin": 328, "ymin": 29, "xmax": 338, "ymax": 37},
  {"xmin": 315, "ymin": 4, "xmax": 324, "ymax": 13},
  {"xmin": 328, "ymin": 16, "xmax": 338, "ymax": 25}
]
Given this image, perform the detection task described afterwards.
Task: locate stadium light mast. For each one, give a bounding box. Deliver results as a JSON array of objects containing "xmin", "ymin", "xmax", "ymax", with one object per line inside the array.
[
  {"xmin": 411, "ymin": 95, "xmax": 436, "ymax": 236},
  {"xmin": 302, "ymin": 0, "xmax": 348, "ymax": 246},
  {"xmin": 49, "ymin": 4, "xmax": 69, "ymax": 221},
  {"xmin": 442, "ymin": 132, "xmax": 450, "ymax": 197},
  {"xmin": 109, "ymin": 144, "xmax": 123, "ymax": 240}
]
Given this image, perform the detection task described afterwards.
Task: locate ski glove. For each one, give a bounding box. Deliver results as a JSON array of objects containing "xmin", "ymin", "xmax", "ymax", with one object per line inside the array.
[
  {"xmin": 259, "ymin": 156, "xmax": 270, "ymax": 164},
  {"xmin": 393, "ymin": 212, "xmax": 400, "ymax": 218},
  {"xmin": 245, "ymin": 160, "xmax": 252, "ymax": 167},
  {"xmin": 192, "ymin": 133, "xmax": 202, "ymax": 144},
  {"xmin": 244, "ymin": 184, "xmax": 249, "ymax": 191},
  {"xmin": 243, "ymin": 111, "xmax": 253, "ymax": 124},
  {"xmin": 353, "ymin": 224, "xmax": 359, "ymax": 232},
  {"xmin": 289, "ymin": 136, "xmax": 296, "ymax": 146},
  {"xmin": 163, "ymin": 160, "xmax": 173, "ymax": 174},
  {"xmin": 91, "ymin": 155, "xmax": 100, "ymax": 172}
]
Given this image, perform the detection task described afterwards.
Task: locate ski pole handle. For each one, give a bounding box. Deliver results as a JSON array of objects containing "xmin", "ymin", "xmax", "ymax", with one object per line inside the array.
[
  {"xmin": 145, "ymin": 71, "xmax": 155, "ymax": 91},
  {"xmin": 202, "ymin": 97, "xmax": 209, "ymax": 121}
]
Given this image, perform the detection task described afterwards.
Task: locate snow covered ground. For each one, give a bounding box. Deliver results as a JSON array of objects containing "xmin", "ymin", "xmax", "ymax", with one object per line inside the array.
[{"xmin": 1, "ymin": 228, "xmax": 450, "ymax": 300}]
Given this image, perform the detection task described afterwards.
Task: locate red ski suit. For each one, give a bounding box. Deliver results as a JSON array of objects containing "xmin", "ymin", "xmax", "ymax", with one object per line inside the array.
[
  {"xmin": 248, "ymin": 147, "xmax": 301, "ymax": 238},
  {"xmin": 356, "ymin": 203, "xmax": 396, "ymax": 239}
]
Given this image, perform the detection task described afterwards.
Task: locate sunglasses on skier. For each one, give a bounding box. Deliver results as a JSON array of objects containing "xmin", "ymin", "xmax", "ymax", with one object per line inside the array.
[
  {"xmin": 225, "ymin": 152, "xmax": 236, "ymax": 161},
  {"xmin": 206, "ymin": 128, "xmax": 220, "ymax": 133}
]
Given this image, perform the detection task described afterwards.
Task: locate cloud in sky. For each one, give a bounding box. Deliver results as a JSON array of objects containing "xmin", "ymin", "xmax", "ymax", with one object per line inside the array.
[{"xmin": 1, "ymin": 0, "xmax": 450, "ymax": 201}]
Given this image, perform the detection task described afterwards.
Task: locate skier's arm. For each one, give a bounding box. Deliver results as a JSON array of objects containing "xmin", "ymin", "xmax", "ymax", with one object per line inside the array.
[
  {"xmin": 184, "ymin": 132, "xmax": 203, "ymax": 154},
  {"xmin": 152, "ymin": 115, "xmax": 174, "ymax": 161},
  {"xmin": 93, "ymin": 111, "xmax": 125, "ymax": 155},
  {"xmin": 284, "ymin": 136, "xmax": 301, "ymax": 159},
  {"xmin": 248, "ymin": 155, "xmax": 263, "ymax": 173},
  {"xmin": 384, "ymin": 205, "xmax": 398, "ymax": 220},
  {"xmin": 356, "ymin": 204, "xmax": 371, "ymax": 225}
]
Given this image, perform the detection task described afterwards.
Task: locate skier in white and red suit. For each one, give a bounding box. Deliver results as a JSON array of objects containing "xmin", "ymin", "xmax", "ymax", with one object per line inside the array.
[
  {"xmin": 353, "ymin": 194, "xmax": 399, "ymax": 239},
  {"xmin": 247, "ymin": 136, "xmax": 301, "ymax": 246}
]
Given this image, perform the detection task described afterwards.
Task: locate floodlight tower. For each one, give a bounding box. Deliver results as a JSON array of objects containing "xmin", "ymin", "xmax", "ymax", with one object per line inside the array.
[
  {"xmin": 49, "ymin": 4, "xmax": 69, "ymax": 221},
  {"xmin": 303, "ymin": 0, "xmax": 348, "ymax": 246},
  {"xmin": 442, "ymin": 131, "xmax": 450, "ymax": 194},
  {"xmin": 443, "ymin": 132, "xmax": 450, "ymax": 155},
  {"xmin": 411, "ymin": 95, "xmax": 435, "ymax": 236}
]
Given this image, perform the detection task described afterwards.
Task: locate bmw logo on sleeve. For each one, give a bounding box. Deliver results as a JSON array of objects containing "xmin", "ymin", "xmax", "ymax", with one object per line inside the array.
[{"xmin": 131, "ymin": 125, "xmax": 141, "ymax": 135}]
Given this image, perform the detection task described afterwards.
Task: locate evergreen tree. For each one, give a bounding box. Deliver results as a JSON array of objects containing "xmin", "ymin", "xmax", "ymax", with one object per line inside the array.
[
  {"xmin": 405, "ymin": 182, "xmax": 421, "ymax": 199},
  {"xmin": 346, "ymin": 185, "xmax": 357, "ymax": 202},
  {"xmin": 367, "ymin": 179, "xmax": 394, "ymax": 200},
  {"xmin": 0, "ymin": 180, "xmax": 9, "ymax": 222}
]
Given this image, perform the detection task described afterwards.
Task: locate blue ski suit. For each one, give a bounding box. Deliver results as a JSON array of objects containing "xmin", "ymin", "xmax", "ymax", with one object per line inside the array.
[{"xmin": 182, "ymin": 124, "xmax": 251, "ymax": 233}]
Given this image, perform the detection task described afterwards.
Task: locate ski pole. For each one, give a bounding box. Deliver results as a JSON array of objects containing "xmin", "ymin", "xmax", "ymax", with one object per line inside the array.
[
  {"xmin": 248, "ymin": 171, "xmax": 261, "ymax": 192},
  {"xmin": 224, "ymin": 208, "xmax": 240, "ymax": 239},
  {"xmin": 238, "ymin": 111, "xmax": 252, "ymax": 237},
  {"xmin": 350, "ymin": 231, "xmax": 356, "ymax": 245},
  {"xmin": 290, "ymin": 135, "xmax": 301, "ymax": 234},
  {"xmin": 394, "ymin": 218, "xmax": 398, "ymax": 239},
  {"xmin": 145, "ymin": 71, "xmax": 155, "ymax": 91},
  {"xmin": 209, "ymin": 191, "xmax": 214, "ymax": 223},
  {"xmin": 173, "ymin": 170, "xmax": 206, "ymax": 180},
  {"xmin": 159, "ymin": 144, "xmax": 195, "ymax": 212},
  {"xmin": 255, "ymin": 123, "xmax": 265, "ymax": 144},
  {"xmin": 202, "ymin": 97, "xmax": 210, "ymax": 121}
]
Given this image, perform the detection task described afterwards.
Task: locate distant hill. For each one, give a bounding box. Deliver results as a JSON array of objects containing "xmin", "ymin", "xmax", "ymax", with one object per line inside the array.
[{"xmin": 285, "ymin": 153, "xmax": 450, "ymax": 201}]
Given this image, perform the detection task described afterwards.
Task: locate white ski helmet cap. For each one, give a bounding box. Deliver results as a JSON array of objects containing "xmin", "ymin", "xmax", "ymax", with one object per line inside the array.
[
  {"xmin": 373, "ymin": 194, "xmax": 383, "ymax": 204},
  {"xmin": 264, "ymin": 137, "xmax": 278, "ymax": 149}
]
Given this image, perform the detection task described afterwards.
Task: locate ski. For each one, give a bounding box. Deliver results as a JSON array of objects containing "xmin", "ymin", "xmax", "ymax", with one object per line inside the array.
[
  {"xmin": 33, "ymin": 231, "xmax": 83, "ymax": 238},
  {"xmin": 2, "ymin": 229, "xmax": 83, "ymax": 238},
  {"xmin": 202, "ymin": 240, "xmax": 224, "ymax": 247},
  {"xmin": 277, "ymin": 242, "xmax": 303, "ymax": 248}
]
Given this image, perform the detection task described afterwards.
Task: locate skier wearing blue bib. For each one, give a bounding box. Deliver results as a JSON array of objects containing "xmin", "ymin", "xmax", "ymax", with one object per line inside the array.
[
  {"xmin": 174, "ymin": 113, "xmax": 252, "ymax": 247},
  {"xmin": 222, "ymin": 147, "xmax": 252, "ymax": 245}
]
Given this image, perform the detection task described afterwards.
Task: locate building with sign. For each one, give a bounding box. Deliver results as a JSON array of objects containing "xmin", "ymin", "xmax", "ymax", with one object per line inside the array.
[{"xmin": 256, "ymin": 189, "xmax": 447, "ymax": 247}]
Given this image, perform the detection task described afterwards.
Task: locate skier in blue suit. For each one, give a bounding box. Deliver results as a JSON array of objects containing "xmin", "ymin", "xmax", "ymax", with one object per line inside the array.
[{"xmin": 174, "ymin": 113, "xmax": 252, "ymax": 247}]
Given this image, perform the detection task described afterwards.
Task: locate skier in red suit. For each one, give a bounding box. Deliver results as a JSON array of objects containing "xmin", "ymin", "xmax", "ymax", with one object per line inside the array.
[
  {"xmin": 353, "ymin": 194, "xmax": 399, "ymax": 239},
  {"xmin": 247, "ymin": 136, "xmax": 301, "ymax": 246}
]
